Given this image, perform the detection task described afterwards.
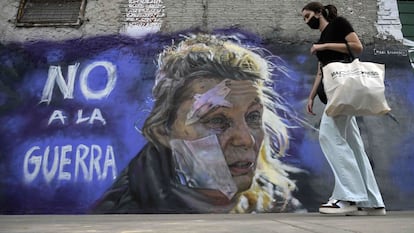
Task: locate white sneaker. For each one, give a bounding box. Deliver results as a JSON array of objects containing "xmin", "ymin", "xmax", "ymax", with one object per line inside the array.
[
  {"xmin": 319, "ymin": 199, "xmax": 357, "ymax": 214},
  {"xmin": 347, "ymin": 207, "xmax": 386, "ymax": 216}
]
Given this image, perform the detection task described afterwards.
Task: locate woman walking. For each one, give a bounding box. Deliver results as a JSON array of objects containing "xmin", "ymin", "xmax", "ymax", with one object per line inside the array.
[{"xmin": 301, "ymin": 2, "xmax": 386, "ymax": 215}]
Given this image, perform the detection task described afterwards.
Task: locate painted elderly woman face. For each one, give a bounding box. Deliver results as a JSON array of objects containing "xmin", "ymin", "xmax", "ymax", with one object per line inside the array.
[{"xmin": 168, "ymin": 77, "xmax": 265, "ymax": 195}]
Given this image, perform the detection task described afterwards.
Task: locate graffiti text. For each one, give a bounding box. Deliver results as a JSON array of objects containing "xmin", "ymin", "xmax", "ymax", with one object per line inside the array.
[
  {"xmin": 40, "ymin": 61, "xmax": 117, "ymax": 104},
  {"xmin": 23, "ymin": 144, "xmax": 117, "ymax": 183},
  {"xmin": 48, "ymin": 108, "xmax": 107, "ymax": 126}
]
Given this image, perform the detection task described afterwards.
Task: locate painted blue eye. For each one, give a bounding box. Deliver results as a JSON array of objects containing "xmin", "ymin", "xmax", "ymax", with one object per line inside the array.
[
  {"xmin": 246, "ymin": 111, "xmax": 262, "ymax": 126},
  {"xmin": 201, "ymin": 115, "xmax": 230, "ymax": 132}
]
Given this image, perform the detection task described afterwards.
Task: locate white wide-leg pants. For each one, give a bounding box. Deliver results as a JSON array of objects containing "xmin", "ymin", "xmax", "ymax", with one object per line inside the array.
[{"xmin": 319, "ymin": 111, "xmax": 385, "ymax": 208}]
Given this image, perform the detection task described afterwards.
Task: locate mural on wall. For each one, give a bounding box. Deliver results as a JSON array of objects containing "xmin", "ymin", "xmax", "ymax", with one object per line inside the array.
[
  {"xmin": 0, "ymin": 29, "xmax": 413, "ymax": 214},
  {"xmin": 91, "ymin": 34, "xmax": 309, "ymax": 214}
]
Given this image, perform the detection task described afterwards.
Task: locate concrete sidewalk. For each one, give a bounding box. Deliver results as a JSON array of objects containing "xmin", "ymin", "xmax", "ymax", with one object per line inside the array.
[{"xmin": 1, "ymin": 211, "xmax": 413, "ymax": 233}]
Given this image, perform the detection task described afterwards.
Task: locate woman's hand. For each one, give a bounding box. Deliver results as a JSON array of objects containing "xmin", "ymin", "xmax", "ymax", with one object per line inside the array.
[
  {"xmin": 310, "ymin": 44, "xmax": 323, "ymax": 55},
  {"xmin": 307, "ymin": 98, "xmax": 316, "ymax": 115}
]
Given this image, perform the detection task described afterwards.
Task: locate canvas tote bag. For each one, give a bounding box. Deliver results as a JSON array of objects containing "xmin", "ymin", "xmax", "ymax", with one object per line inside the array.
[{"xmin": 322, "ymin": 47, "xmax": 391, "ymax": 117}]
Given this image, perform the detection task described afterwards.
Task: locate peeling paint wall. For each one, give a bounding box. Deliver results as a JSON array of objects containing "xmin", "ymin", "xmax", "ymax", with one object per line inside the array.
[
  {"xmin": 1, "ymin": 0, "xmax": 383, "ymax": 43},
  {"xmin": 376, "ymin": 0, "xmax": 404, "ymax": 41},
  {"xmin": 160, "ymin": 0, "xmax": 379, "ymax": 44}
]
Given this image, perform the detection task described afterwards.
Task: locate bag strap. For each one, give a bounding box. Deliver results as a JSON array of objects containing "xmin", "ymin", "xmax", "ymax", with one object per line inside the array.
[{"xmin": 345, "ymin": 42, "xmax": 356, "ymax": 61}]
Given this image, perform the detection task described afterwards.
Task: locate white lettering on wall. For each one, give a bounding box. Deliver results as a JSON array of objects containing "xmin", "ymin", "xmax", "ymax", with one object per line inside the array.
[
  {"xmin": 41, "ymin": 63, "xmax": 79, "ymax": 104},
  {"xmin": 43, "ymin": 146, "xmax": 58, "ymax": 183},
  {"xmin": 48, "ymin": 110, "xmax": 67, "ymax": 125},
  {"xmin": 23, "ymin": 146, "xmax": 42, "ymax": 182},
  {"xmin": 48, "ymin": 108, "xmax": 107, "ymax": 126},
  {"xmin": 79, "ymin": 61, "xmax": 117, "ymax": 100},
  {"xmin": 58, "ymin": 145, "xmax": 72, "ymax": 181},
  {"xmin": 40, "ymin": 61, "xmax": 117, "ymax": 104},
  {"xmin": 31, "ymin": 61, "xmax": 119, "ymax": 184},
  {"xmin": 23, "ymin": 144, "xmax": 117, "ymax": 183},
  {"xmin": 76, "ymin": 108, "xmax": 107, "ymax": 125}
]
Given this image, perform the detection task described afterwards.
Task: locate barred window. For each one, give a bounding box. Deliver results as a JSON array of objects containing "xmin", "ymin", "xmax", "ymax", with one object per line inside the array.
[{"xmin": 16, "ymin": 0, "xmax": 87, "ymax": 27}]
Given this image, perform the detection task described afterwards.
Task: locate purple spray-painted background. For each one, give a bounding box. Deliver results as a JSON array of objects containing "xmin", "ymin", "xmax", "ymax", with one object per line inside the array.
[{"xmin": 1, "ymin": 29, "xmax": 413, "ymax": 214}]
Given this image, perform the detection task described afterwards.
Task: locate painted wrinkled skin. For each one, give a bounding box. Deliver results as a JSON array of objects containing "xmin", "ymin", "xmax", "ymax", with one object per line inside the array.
[{"xmin": 169, "ymin": 77, "xmax": 265, "ymax": 196}]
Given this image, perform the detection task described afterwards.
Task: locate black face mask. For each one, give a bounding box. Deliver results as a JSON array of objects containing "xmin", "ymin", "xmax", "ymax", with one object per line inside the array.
[{"xmin": 307, "ymin": 16, "xmax": 320, "ymax": 29}]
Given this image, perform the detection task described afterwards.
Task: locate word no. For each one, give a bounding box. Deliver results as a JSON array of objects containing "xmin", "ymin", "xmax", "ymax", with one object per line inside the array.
[{"xmin": 40, "ymin": 61, "xmax": 117, "ymax": 104}]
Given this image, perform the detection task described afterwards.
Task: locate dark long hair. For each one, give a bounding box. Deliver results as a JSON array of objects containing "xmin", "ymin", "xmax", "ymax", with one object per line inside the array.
[{"xmin": 302, "ymin": 2, "xmax": 338, "ymax": 22}]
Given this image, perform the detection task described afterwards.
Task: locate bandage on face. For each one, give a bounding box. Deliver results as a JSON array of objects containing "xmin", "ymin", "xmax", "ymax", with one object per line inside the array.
[{"xmin": 170, "ymin": 134, "xmax": 238, "ymax": 200}]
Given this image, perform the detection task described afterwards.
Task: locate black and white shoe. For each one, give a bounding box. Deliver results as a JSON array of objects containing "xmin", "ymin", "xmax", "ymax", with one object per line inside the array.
[
  {"xmin": 347, "ymin": 207, "xmax": 386, "ymax": 216},
  {"xmin": 319, "ymin": 199, "xmax": 357, "ymax": 214}
]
